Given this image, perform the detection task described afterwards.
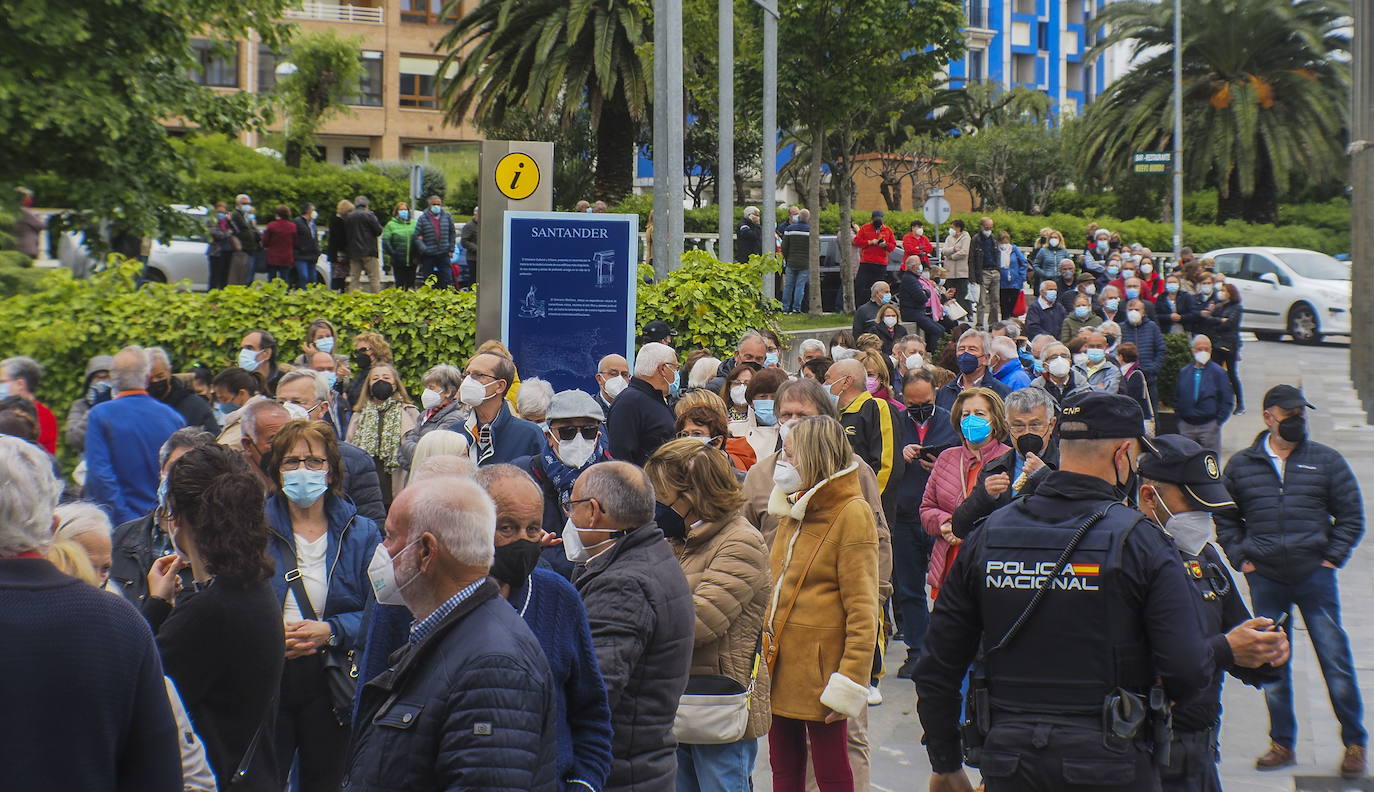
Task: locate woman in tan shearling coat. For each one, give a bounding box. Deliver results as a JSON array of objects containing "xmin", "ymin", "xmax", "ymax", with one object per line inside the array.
[
  {"xmin": 764, "ymin": 415, "xmax": 878, "ymax": 792},
  {"xmin": 646, "ymin": 438, "xmax": 771, "ymax": 789}
]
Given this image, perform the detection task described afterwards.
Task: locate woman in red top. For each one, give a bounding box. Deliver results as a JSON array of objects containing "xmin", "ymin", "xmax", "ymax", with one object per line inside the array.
[{"xmin": 259, "ymin": 205, "xmax": 297, "ymax": 282}]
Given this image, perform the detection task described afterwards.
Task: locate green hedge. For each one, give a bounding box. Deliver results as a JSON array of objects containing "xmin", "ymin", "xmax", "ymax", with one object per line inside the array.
[
  {"xmin": 1, "ymin": 252, "xmax": 780, "ymax": 436},
  {"xmin": 1156, "ymin": 331, "xmax": 1194, "ymax": 410}
]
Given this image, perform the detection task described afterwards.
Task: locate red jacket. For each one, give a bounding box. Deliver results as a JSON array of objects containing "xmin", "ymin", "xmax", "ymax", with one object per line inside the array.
[
  {"xmin": 901, "ymin": 233, "xmax": 933, "ymax": 268},
  {"xmin": 260, "ymin": 218, "xmax": 298, "ymax": 269},
  {"xmin": 852, "ymin": 223, "xmax": 896, "ymax": 266},
  {"xmin": 36, "ymin": 400, "xmax": 57, "ymax": 454}
]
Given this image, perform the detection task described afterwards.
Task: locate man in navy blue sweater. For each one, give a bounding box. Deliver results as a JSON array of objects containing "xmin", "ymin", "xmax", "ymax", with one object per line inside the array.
[
  {"xmin": 1174, "ymin": 335, "xmax": 1234, "ymax": 453},
  {"xmin": 0, "ymin": 436, "xmax": 180, "ymax": 792}
]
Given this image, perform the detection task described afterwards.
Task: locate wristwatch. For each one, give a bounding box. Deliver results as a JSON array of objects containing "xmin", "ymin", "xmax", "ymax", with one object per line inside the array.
[{"xmin": 327, "ymin": 630, "xmax": 338, "ymax": 647}]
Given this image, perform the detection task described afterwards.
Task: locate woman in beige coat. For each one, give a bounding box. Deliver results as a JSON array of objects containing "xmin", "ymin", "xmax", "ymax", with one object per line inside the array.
[
  {"xmin": 941, "ymin": 218, "xmax": 972, "ymax": 315},
  {"xmin": 646, "ymin": 438, "xmax": 770, "ymax": 790},
  {"xmin": 764, "ymin": 415, "xmax": 878, "ymax": 792}
]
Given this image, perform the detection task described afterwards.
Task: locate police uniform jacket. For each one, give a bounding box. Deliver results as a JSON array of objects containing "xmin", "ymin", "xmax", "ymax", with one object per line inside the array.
[
  {"xmin": 765, "ymin": 464, "xmax": 879, "ymax": 722},
  {"xmin": 921, "ymin": 439, "xmax": 1010, "ymax": 590},
  {"xmin": 914, "ymin": 470, "xmax": 1213, "ymax": 773}
]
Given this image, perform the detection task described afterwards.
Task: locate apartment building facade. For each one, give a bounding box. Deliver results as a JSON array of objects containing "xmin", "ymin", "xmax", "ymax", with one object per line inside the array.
[{"xmin": 178, "ymin": 0, "xmax": 478, "ymax": 164}]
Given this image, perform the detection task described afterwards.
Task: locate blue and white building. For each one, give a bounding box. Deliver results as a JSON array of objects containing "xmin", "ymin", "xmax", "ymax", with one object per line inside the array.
[{"xmin": 949, "ymin": 0, "xmax": 1132, "ymax": 119}]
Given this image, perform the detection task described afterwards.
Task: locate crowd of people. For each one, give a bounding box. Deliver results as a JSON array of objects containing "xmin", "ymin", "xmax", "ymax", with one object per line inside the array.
[{"xmin": 0, "ymin": 209, "xmax": 1365, "ymax": 792}]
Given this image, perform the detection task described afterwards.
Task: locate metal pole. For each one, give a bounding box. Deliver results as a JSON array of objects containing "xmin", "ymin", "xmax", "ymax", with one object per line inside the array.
[
  {"xmin": 1351, "ymin": 0, "xmax": 1374, "ymax": 412},
  {"xmin": 1171, "ymin": 0, "xmax": 1184, "ymax": 260},
  {"xmin": 761, "ymin": 0, "xmax": 778, "ymax": 299},
  {"xmin": 652, "ymin": 0, "xmax": 684, "ymax": 280},
  {"xmin": 718, "ymin": 0, "xmax": 734, "ymax": 263}
]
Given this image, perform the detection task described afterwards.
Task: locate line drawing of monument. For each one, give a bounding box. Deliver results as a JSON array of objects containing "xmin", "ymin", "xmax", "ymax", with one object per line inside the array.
[
  {"xmin": 592, "ymin": 250, "xmax": 616, "ymax": 288},
  {"xmin": 518, "ymin": 284, "xmax": 547, "ymax": 318}
]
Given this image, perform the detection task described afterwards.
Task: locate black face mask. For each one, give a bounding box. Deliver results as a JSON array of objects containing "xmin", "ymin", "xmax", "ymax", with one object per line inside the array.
[
  {"xmin": 1015, "ymin": 433, "xmax": 1044, "ymax": 456},
  {"xmin": 369, "ymin": 380, "xmax": 394, "ymax": 401},
  {"xmin": 1277, "ymin": 414, "xmax": 1307, "ymax": 443},
  {"xmin": 655, "ymin": 501, "xmax": 687, "ymax": 539},
  {"xmin": 490, "ymin": 539, "xmax": 542, "ymax": 591},
  {"xmin": 354, "ymin": 350, "xmax": 373, "ymax": 370},
  {"xmin": 148, "ymin": 379, "xmax": 171, "ymax": 401},
  {"xmin": 908, "ymin": 403, "xmax": 935, "ymax": 424},
  {"xmin": 1113, "ymin": 450, "xmax": 1140, "ymax": 506}
]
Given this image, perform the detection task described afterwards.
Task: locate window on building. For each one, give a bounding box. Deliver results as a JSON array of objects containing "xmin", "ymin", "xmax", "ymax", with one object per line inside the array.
[
  {"xmin": 399, "ymin": 56, "xmax": 452, "ymax": 109},
  {"xmin": 1067, "ymin": 61, "xmax": 1085, "ymax": 93},
  {"xmin": 965, "ymin": 1, "xmax": 987, "ymax": 28},
  {"xmin": 259, "ymin": 46, "xmax": 285, "ymax": 93},
  {"xmin": 1014, "ymin": 0, "xmax": 1036, "ymax": 15},
  {"xmin": 349, "ymin": 51, "xmax": 384, "ymax": 106},
  {"xmin": 1037, "ymin": 21, "xmax": 1049, "ymax": 50},
  {"xmin": 190, "ymin": 39, "xmax": 239, "ymax": 87},
  {"xmin": 343, "ymin": 147, "xmax": 372, "ymax": 164},
  {"xmin": 400, "ymin": 0, "xmax": 456, "ymax": 24},
  {"xmin": 1013, "ymin": 53, "xmax": 1036, "ymax": 85},
  {"xmin": 968, "ymin": 50, "xmax": 986, "ymax": 83}
]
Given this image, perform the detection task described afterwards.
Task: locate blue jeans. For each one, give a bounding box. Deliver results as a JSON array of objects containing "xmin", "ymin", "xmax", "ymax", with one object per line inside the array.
[
  {"xmin": 782, "ymin": 268, "xmax": 809, "ymax": 312},
  {"xmin": 292, "ymin": 259, "xmax": 314, "ymax": 288},
  {"xmin": 1248, "ymin": 566, "xmax": 1366, "ymax": 748},
  {"xmin": 419, "ymin": 254, "xmax": 453, "ymax": 289},
  {"xmin": 891, "ymin": 521, "xmax": 933, "ymax": 656},
  {"xmin": 676, "ymin": 738, "xmax": 758, "ymax": 792}
]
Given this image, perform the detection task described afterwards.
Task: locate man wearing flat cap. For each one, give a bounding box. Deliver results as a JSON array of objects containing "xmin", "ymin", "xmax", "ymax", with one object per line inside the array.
[
  {"xmin": 1215, "ymin": 384, "xmax": 1367, "ymax": 778},
  {"xmin": 915, "ymin": 392, "xmax": 1213, "ymax": 792},
  {"xmin": 1137, "ymin": 434, "xmax": 1288, "ymax": 791}
]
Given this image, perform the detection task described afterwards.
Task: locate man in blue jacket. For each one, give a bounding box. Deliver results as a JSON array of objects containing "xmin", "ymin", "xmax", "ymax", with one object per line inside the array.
[
  {"xmin": 891, "ymin": 369, "xmax": 959, "ymax": 678},
  {"xmin": 453, "ymin": 351, "xmax": 544, "ymax": 466},
  {"xmin": 1173, "ymin": 335, "xmax": 1233, "ymax": 452},
  {"xmin": 345, "ymin": 477, "xmax": 559, "ymax": 791},
  {"xmin": 1215, "ymin": 385, "xmax": 1367, "ymax": 779},
  {"xmin": 411, "ymin": 194, "xmax": 458, "ymax": 289},
  {"xmin": 85, "ymin": 346, "xmax": 185, "ymax": 525}
]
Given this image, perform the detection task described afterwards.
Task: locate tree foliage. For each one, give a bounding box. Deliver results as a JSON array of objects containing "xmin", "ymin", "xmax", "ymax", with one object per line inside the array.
[
  {"xmin": 274, "ymin": 30, "xmax": 365, "ymax": 168},
  {"xmin": 939, "ymin": 122, "xmax": 1067, "ymax": 213},
  {"xmin": 0, "ymin": 0, "xmax": 296, "ymax": 243},
  {"xmin": 1079, "ymin": 0, "xmax": 1349, "ymax": 223}
]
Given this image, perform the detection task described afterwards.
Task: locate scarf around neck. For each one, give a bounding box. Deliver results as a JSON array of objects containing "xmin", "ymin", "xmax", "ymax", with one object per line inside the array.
[
  {"xmin": 354, "ymin": 400, "xmax": 403, "ymax": 471},
  {"xmin": 540, "ymin": 433, "xmax": 610, "ymax": 499}
]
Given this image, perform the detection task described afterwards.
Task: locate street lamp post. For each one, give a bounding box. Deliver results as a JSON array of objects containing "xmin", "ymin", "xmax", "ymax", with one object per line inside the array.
[
  {"xmin": 652, "ymin": 0, "xmax": 684, "ymax": 280},
  {"xmin": 760, "ymin": 0, "xmax": 778, "ymax": 300},
  {"xmin": 275, "ymin": 61, "xmax": 298, "ymax": 154},
  {"xmin": 718, "ymin": 0, "xmax": 734, "ymax": 264},
  {"xmin": 1171, "ymin": 0, "xmax": 1183, "ymax": 260}
]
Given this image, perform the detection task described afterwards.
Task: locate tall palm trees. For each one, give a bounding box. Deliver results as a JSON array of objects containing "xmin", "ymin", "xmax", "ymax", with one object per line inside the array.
[
  {"xmin": 437, "ymin": 0, "xmax": 651, "ymax": 202},
  {"xmin": 1079, "ymin": 0, "xmax": 1349, "ymax": 223}
]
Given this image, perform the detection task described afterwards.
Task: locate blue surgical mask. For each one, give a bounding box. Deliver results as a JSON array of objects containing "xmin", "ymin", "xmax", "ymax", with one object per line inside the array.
[
  {"xmin": 1074, "ymin": 305, "xmax": 1091, "ymax": 319},
  {"xmin": 315, "ymin": 336, "xmax": 335, "ymax": 354},
  {"xmin": 217, "ymin": 400, "xmax": 237, "ymax": 416},
  {"xmin": 1044, "ymin": 290, "xmax": 1057, "ymax": 303},
  {"xmin": 398, "ymin": 210, "xmax": 410, "ymax": 221},
  {"xmin": 238, "ymin": 348, "xmax": 262, "ymax": 372},
  {"xmin": 1106, "ymin": 266, "xmax": 1120, "ymax": 277},
  {"xmin": 668, "ymin": 378, "xmax": 680, "ymax": 397},
  {"xmin": 1166, "ymin": 282, "xmax": 1180, "ymax": 294},
  {"xmin": 282, "ymin": 469, "xmax": 329, "ymax": 508},
  {"xmin": 753, "ymin": 399, "xmax": 777, "ymax": 426},
  {"xmin": 1086, "ymin": 348, "xmax": 1107, "ymax": 364},
  {"xmin": 320, "ymin": 370, "xmax": 338, "ymax": 390},
  {"xmin": 430, "ymin": 205, "xmax": 442, "ymax": 215},
  {"xmin": 1105, "ymin": 297, "xmax": 1120, "ymax": 312},
  {"xmin": 880, "ymin": 293, "xmax": 892, "ymax": 304},
  {"xmin": 764, "ymin": 352, "xmax": 779, "ymax": 368},
  {"xmin": 216, "ymin": 212, "xmax": 227, "ymax": 221},
  {"xmin": 960, "ymin": 414, "xmax": 992, "ymax": 445},
  {"xmin": 1125, "ymin": 287, "xmax": 1140, "ymax": 300}
]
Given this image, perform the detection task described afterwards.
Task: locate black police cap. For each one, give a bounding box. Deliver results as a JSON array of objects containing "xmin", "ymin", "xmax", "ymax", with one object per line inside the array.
[
  {"xmin": 1138, "ymin": 434, "xmax": 1235, "ymax": 509},
  {"xmin": 1262, "ymin": 384, "xmax": 1316, "ymax": 411},
  {"xmin": 1057, "ymin": 392, "xmax": 1144, "ymax": 440},
  {"xmin": 641, "ymin": 320, "xmax": 677, "ymax": 343}
]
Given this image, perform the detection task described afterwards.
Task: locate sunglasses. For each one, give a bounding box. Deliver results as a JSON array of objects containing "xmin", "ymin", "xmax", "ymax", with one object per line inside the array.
[{"xmin": 553, "ymin": 425, "xmax": 599, "ymax": 442}]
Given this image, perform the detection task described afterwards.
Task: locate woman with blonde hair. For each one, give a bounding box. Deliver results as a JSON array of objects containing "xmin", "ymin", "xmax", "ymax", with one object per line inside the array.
[
  {"xmin": 54, "ymin": 501, "xmax": 113, "ymax": 588},
  {"xmin": 645, "ymin": 438, "xmax": 771, "ymax": 788},
  {"xmin": 765, "ymin": 415, "xmax": 878, "ymax": 791},
  {"xmin": 407, "ymin": 427, "xmax": 471, "ymax": 480},
  {"xmin": 346, "ymin": 363, "xmax": 419, "ymax": 504}
]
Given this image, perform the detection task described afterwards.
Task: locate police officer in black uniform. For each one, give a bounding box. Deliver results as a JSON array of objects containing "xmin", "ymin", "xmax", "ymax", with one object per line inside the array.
[
  {"xmin": 916, "ymin": 392, "xmax": 1214, "ymax": 792},
  {"xmin": 1136, "ymin": 435, "xmax": 1289, "ymax": 791}
]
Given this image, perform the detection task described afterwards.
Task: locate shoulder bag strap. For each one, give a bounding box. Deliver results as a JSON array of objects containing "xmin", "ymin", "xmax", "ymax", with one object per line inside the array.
[
  {"xmin": 286, "ymin": 569, "xmax": 321, "ymax": 623},
  {"xmin": 229, "ymin": 699, "xmax": 274, "ymax": 787}
]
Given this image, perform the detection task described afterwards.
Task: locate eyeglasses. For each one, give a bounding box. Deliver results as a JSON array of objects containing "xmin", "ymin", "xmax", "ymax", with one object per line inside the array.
[
  {"xmin": 554, "ymin": 425, "xmax": 599, "ymax": 441},
  {"xmin": 280, "ymin": 456, "xmax": 327, "ymax": 471},
  {"xmin": 464, "ymin": 371, "xmax": 498, "ymax": 382},
  {"xmin": 560, "ymin": 495, "xmax": 593, "ymax": 511}
]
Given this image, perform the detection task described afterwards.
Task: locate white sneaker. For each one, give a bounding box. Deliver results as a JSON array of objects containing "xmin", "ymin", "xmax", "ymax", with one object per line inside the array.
[{"xmin": 867, "ymin": 685, "xmax": 883, "ymax": 706}]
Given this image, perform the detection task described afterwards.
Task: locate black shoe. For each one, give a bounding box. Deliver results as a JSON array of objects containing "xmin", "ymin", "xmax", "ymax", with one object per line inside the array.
[{"xmin": 897, "ymin": 656, "xmax": 917, "ymax": 679}]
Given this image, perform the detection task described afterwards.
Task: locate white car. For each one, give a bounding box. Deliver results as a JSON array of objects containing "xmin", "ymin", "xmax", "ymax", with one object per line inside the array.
[{"xmin": 1201, "ymin": 247, "xmax": 1351, "ymax": 344}]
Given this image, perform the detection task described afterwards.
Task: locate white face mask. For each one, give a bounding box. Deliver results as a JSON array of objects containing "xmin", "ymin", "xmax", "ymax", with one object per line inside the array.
[
  {"xmin": 883, "ymin": 316, "xmax": 898, "ymax": 328},
  {"xmin": 1072, "ymin": 352, "xmax": 1089, "ymax": 368},
  {"xmin": 561, "ymin": 516, "xmax": 615, "ymax": 563},
  {"xmin": 602, "ymin": 375, "xmax": 628, "ymax": 401},
  {"xmin": 1047, "ymin": 357, "xmax": 1071, "ymax": 378},
  {"xmin": 281, "ymin": 401, "xmax": 309, "ymax": 421},
  {"xmin": 1154, "ymin": 497, "xmax": 1215, "ymax": 556},
  {"xmin": 1127, "ymin": 309, "xmax": 1142, "ymax": 325},
  {"xmin": 554, "ymin": 434, "xmax": 597, "ymax": 468},
  {"xmin": 905, "ymin": 353, "xmax": 924, "ymax": 371},
  {"xmin": 778, "ymin": 419, "xmax": 795, "ymax": 447},
  {"xmin": 730, "ymin": 384, "xmax": 748, "ymax": 407},
  {"xmin": 368, "ymin": 540, "xmax": 421, "ymax": 608},
  {"xmin": 421, "ymin": 387, "xmax": 444, "ymax": 411},
  {"xmin": 459, "ymin": 375, "xmax": 490, "ymax": 408},
  {"xmin": 773, "ymin": 460, "xmax": 804, "ymax": 494},
  {"xmin": 1141, "ymin": 264, "xmax": 1153, "ymax": 275},
  {"xmin": 1194, "ymin": 350, "xmax": 1211, "ymax": 365},
  {"xmin": 830, "ymin": 345, "xmax": 846, "ymax": 360}
]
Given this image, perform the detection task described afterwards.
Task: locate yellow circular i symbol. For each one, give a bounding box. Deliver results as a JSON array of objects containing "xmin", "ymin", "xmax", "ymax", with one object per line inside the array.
[{"xmin": 495, "ymin": 152, "xmax": 540, "ymax": 200}]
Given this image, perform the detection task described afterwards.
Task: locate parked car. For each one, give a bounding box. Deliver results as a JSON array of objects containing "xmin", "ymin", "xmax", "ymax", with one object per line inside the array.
[{"xmin": 1201, "ymin": 246, "xmax": 1351, "ymax": 344}]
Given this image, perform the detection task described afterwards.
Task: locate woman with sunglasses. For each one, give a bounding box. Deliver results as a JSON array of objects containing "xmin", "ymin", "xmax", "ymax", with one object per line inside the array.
[{"xmin": 264, "ymin": 420, "xmax": 382, "ymax": 792}]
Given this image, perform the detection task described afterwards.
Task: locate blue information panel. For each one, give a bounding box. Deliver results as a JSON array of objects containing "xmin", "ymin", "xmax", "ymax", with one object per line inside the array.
[{"xmin": 502, "ymin": 211, "xmax": 639, "ymax": 394}]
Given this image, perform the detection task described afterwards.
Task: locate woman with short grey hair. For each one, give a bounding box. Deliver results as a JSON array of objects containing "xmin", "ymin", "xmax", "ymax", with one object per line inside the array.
[
  {"xmin": 516, "ymin": 377, "xmax": 555, "ymax": 424},
  {"xmin": 398, "ymin": 363, "xmax": 468, "ymax": 471}
]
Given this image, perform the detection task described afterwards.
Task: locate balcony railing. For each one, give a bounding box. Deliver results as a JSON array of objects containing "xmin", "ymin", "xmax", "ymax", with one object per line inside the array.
[{"xmin": 285, "ymin": 2, "xmax": 384, "ymax": 24}]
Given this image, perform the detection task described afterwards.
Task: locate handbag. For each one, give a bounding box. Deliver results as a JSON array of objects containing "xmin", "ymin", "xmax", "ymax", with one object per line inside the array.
[
  {"xmin": 673, "ymin": 637, "xmax": 762, "ymax": 745},
  {"xmin": 942, "ymin": 299, "xmax": 968, "ymax": 321},
  {"xmin": 286, "ymin": 569, "xmax": 358, "ymax": 726}
]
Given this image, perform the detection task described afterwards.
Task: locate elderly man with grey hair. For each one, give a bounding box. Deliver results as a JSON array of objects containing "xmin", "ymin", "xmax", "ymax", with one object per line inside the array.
[
  {"xmin": 950, "ymin": 386, "xmax": 1060, "ymax": 539},
  {"xmin": 84, "ymin": 346, "xmax": 186, "ymax": 525},
  {"xmin": 934, "ymin": 328, "xmax": 1013, "ymax": 411},
  {"xmin": 568, "ymin": 461, "xmax": 695, "ymax": 792},
  {"xmin": 0, "ymin": 436, "xmax": 182, "ymax": 792},
  {"xmin": 344, "ymin": 477, "xmax": 560, "ymax": 790},
  {"xmin": 144, "ymin": 346, "xmax": 218, "ymax": 434},
  {"xmin": 607, "ymin": 342, "xmax": 679, "ymax": 466},
  {"xmin": 237, "ymin": 398, "xmax": 291, "ymax": 488},
  {"xmin": 852, "ymin": 279, "xmax": 894, "ymax": 340},
  {"xmin": 796, "ymin": 338, "xmax": 828, "ymax": 368},
  {"xmin": 0, "ymin": 354, "xmax": 59, "ymax": 453},
  {"xmin": 737, "ymin": 205, "xmax": 763, "ymax": 262},
  {"xmin": 708, "ymin": 330, "xmax": 769, "ymax": 392}
]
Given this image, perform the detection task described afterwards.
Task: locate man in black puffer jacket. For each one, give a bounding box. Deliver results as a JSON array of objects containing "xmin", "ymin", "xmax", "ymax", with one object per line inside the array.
[
  {"xmin": 569, "ymin": 462, "xmax": 694, "ymax": 792},
  {"xmin": 1215, "ymin": 384, "xmax": 1366, "ymax": 777}
]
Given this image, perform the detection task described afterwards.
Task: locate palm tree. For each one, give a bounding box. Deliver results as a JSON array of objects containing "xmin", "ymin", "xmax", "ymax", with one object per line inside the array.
[
  {"xmin": 436, "ymin": 0, "xmax": 651, "ymax": 202},
  {"xmin": 1079, "ymin": 0, "xmax": 1349, "ymax": 223}
]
